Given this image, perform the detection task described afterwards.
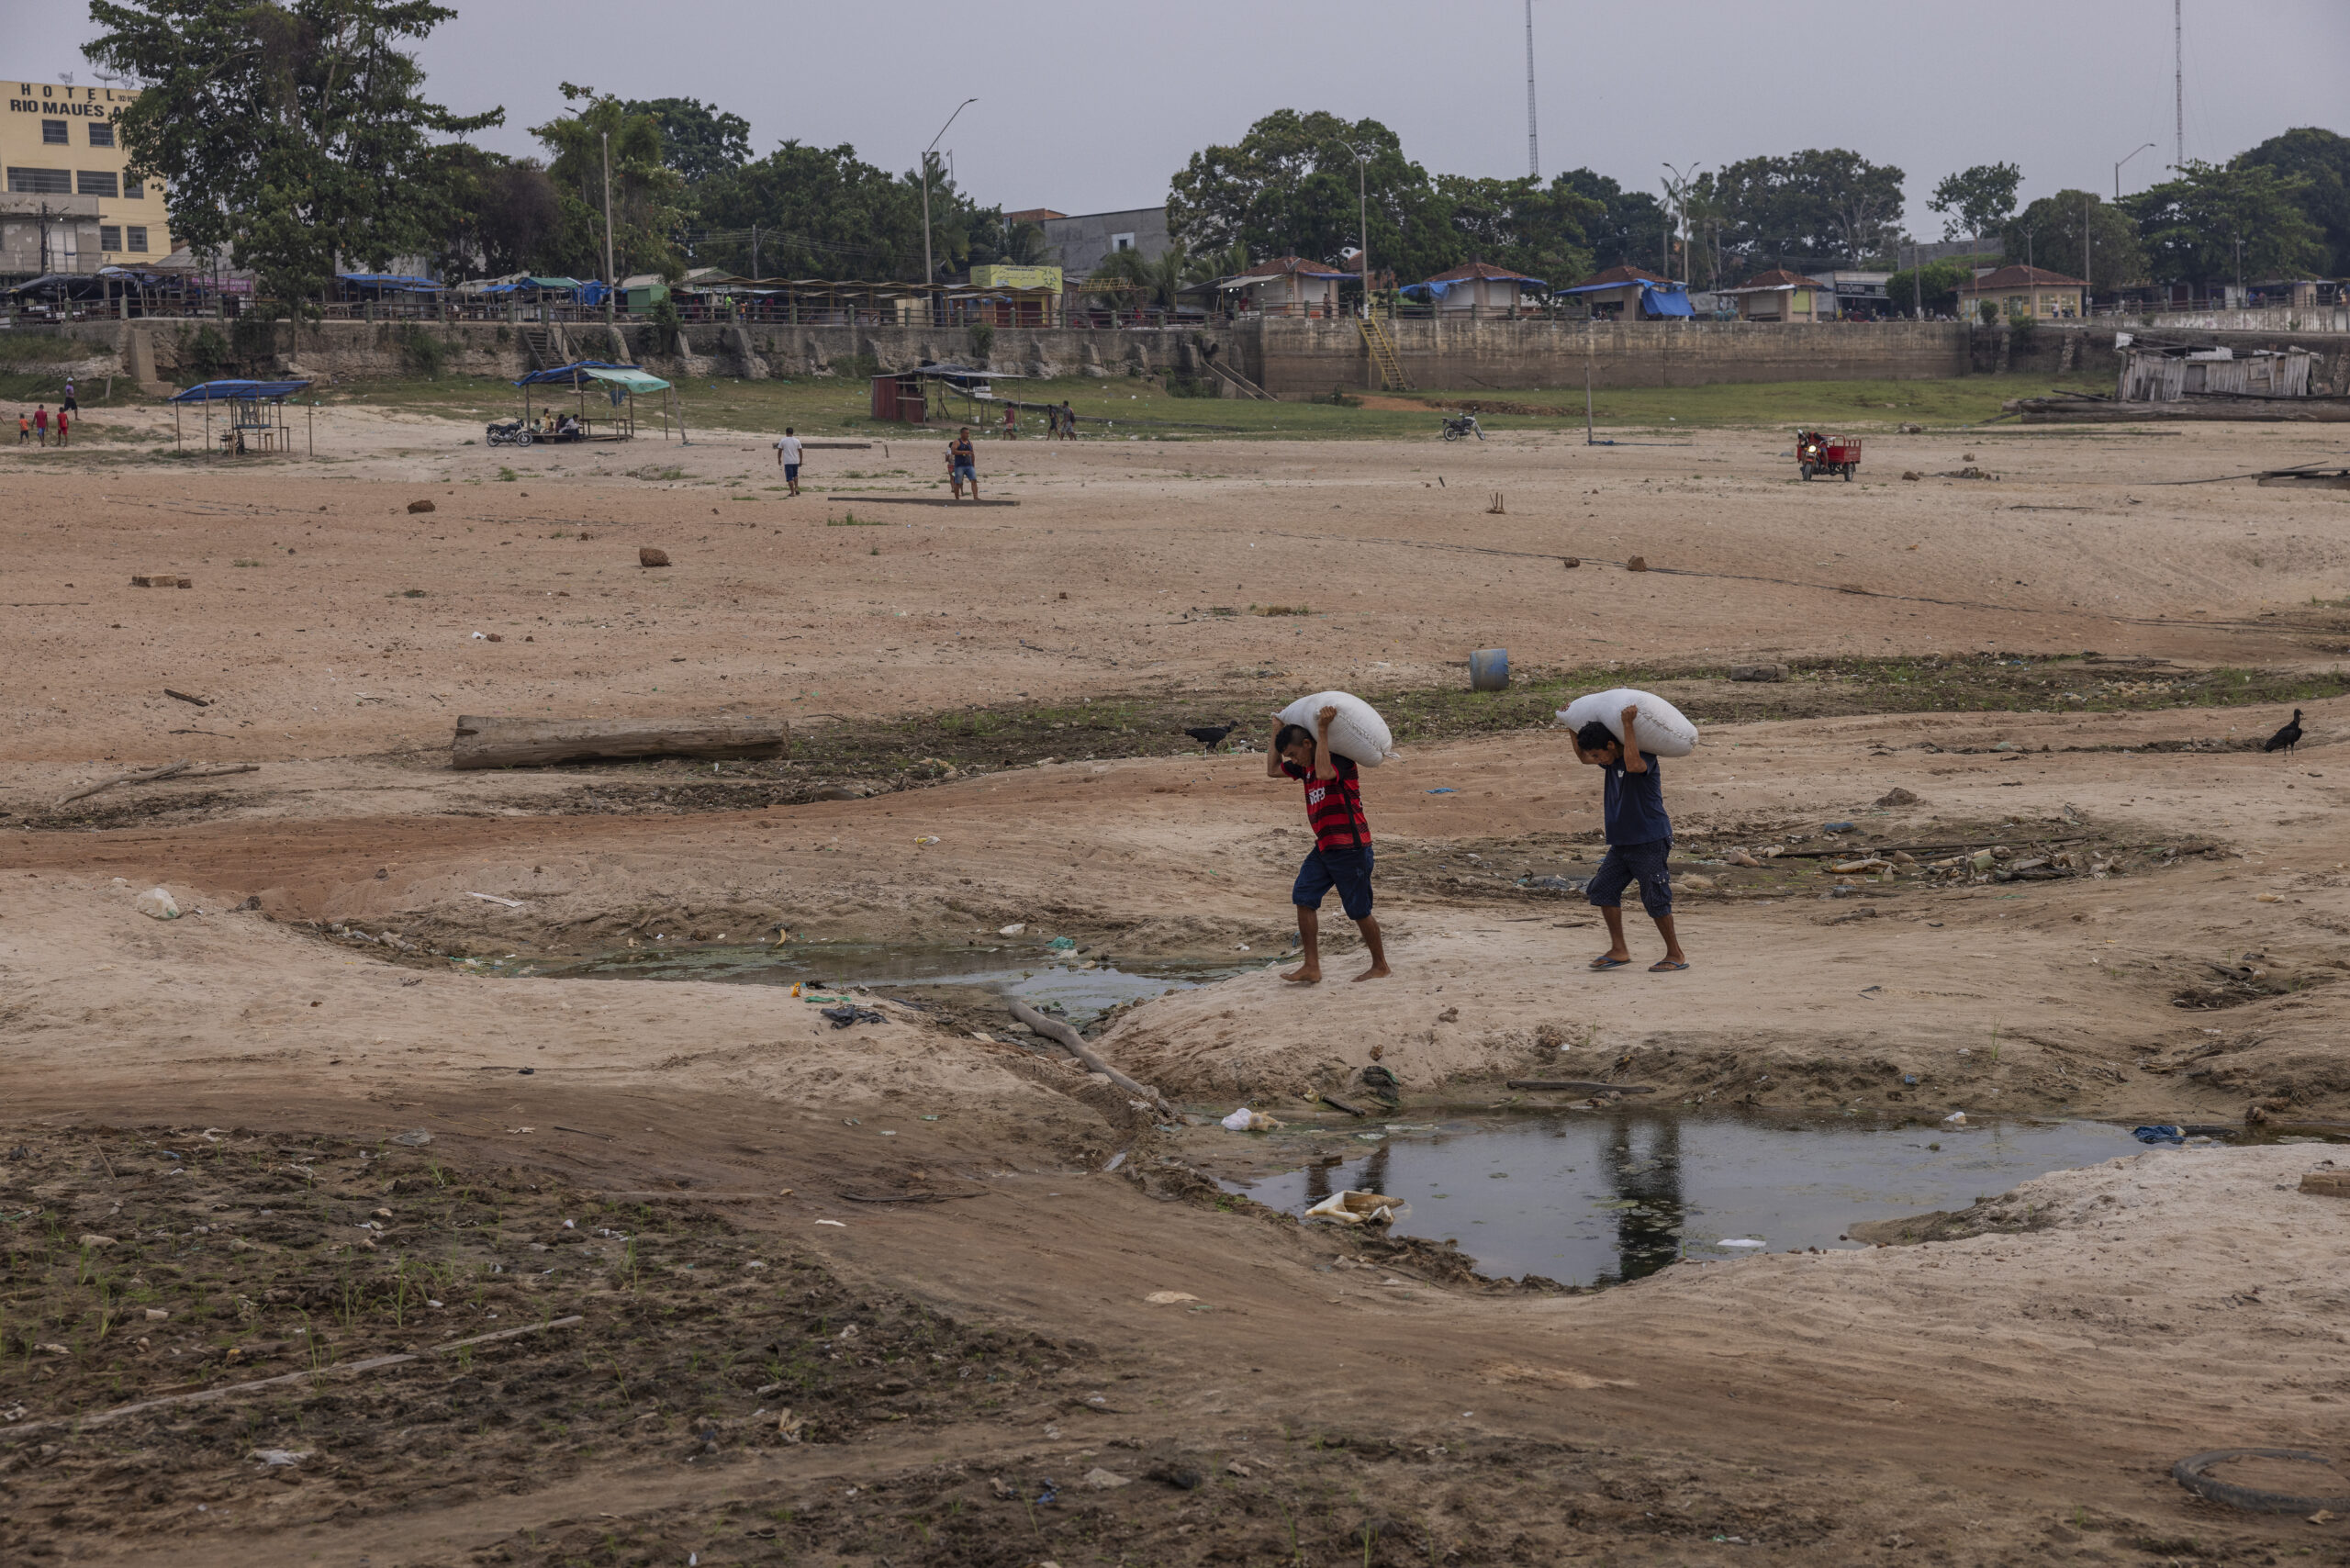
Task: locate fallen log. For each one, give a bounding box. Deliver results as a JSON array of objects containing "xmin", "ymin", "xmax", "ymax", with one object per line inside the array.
[
  {"xmin": 1505, "ymin": 1080, "xmax": 1657, "ymax": 1094},
  {"xmin": 1319, "ymin": 1094, "xmax": 1368, "ymax": 1117},
  {"xmin": 1008, "ymin": 1000, "xmax": 1172, "ymax": 1116},
  {"xmin": 451, "ymin": 716, "xmax": 789, "ymax": 769}
]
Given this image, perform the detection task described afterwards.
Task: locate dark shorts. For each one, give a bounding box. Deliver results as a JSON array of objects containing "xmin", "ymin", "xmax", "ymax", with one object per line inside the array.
[
  {"xmin": 1293, "ymin": 846, "xmax": 1375, "ymax": 922},
  {"xmin": 1587, "ymin": 838, "xmax": 1673, "ymax": 920},
  {"xmin": 784, "ymin": 463, "xmax": 800, "ymax": 479}
]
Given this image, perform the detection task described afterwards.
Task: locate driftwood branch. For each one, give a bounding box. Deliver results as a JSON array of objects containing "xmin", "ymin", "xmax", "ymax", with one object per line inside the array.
[
  {"xmin": 1, "ymin": 1315, "xmax": 584, "ymax": 1440},
  {"xmin": 1008, "ymin": 1000, "xmax": 1171, "ymax": 1115},
  {"xmin": 55, "ymin": 760, "xmax": 187, "ymax": 806}
]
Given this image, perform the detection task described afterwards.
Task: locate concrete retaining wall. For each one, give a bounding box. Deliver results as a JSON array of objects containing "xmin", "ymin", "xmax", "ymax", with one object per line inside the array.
[{"xmin": 1238, "ymin": 317, "xmax": 1972, "ymax": 398}]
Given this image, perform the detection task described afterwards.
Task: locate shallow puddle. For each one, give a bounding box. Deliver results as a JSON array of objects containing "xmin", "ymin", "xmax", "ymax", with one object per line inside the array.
[
  {"xmin": 529, "ymin": 939, "xmax": 1270, "ymax": 1025},
  {"xmin": 1236, "ymin": 1110, "xmax": 2158, "ymax": 1286}
]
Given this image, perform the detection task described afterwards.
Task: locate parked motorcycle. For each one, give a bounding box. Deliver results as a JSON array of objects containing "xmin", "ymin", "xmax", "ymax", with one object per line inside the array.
[
  {"xmin": 1440, "ymin": 413, "xmax": 1484, "ymax": 442},
  {"xmin": 486, "ymin": 420, "xmax": 534, "ymax": 447}
]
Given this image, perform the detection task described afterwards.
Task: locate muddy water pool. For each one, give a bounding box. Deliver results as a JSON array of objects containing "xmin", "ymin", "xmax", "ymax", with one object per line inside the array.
[{"xmin": 1236, "ymin": 1111, "xmax": 2160, "ymax": 1286}]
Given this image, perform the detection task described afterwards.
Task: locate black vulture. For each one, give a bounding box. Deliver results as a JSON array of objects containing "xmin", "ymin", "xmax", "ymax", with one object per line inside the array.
[
  {"xmin": 1184, "ymin": 723, "xmax": 1236, "ymax": 751},
  {"xmin": 2263, "ymin": 710, "xmax": 2304, "ymax": 755}
]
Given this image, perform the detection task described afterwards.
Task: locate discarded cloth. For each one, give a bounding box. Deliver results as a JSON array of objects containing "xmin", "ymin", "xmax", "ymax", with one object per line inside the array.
[
  {"xmin": 1304, "ymin": 1189, "xmax": 1400, "ymax": 1226},
  {"xmin": 2132, "ymin": 1125, "xmax": 2186, "ymax": 1146},
  {"xmin": 821, "ymin": 1005, "xmax": 885, "ymax": 1029}
]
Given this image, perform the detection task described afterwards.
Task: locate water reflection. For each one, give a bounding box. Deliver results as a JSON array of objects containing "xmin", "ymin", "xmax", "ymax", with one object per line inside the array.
[
  {"xmin": 1599, "ymin": 1113, "xmax": 1684, "ymax": 1283},
  {"xmin": 1236, "ymin": 1110, "xmax": 2150, "ymax": 1288}
]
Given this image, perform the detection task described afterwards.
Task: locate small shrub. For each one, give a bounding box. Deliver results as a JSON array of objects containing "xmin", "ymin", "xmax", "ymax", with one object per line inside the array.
[
  {"xmin": 497, "ymin": 466, "xmax": 518, "ymax": 482},
  {"xmin": 967, "ymin": 323, "xmax": 995, "ymax": 363},
  {"xmin": 401, "ymin": 588, "xmax": 427, "ymax": 599}
]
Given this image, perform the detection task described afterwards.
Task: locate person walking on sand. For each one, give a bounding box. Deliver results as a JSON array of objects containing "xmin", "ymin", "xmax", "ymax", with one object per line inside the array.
[
  {"xmin": 946, "ymin": 426, "xmax": 978, "ymax": 499},
  {"xmin": 61, "ymin": 381, "xmax": 77, "ymax": 416},
  {"xmin": 1058, "ymin": 398, "xmax": 1076, "ymax": 441},
  {"xmin": 32, "ymin": 403, "xmax": 48, "ymax": 447},
  {"xmin": 16, "ymin": 411, "xmax": 28, "ymax": 445},
  {"xmin": 1573, "ymin": 702, "xmax": 1689, "ymax": 972},
  {"xmin": 1001, "ymin": 401, "xmax": 1018, "ymax": 439},
  {"xmin": 1266, "ymin": 704, "xmax": 1390, "ymax": 984},
  {"xmin": 773, "ymin": 426, "xmax": 803, "ymax": 496},
  {"xmin": 55, "ymin": 407, "xmax": 69, "ymax": 446}
]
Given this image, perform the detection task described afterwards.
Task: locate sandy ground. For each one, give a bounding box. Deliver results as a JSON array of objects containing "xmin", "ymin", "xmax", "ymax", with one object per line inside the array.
[{"xmin": 4, "ymin": 412, "xmax": 2350, "ymax": 1562}]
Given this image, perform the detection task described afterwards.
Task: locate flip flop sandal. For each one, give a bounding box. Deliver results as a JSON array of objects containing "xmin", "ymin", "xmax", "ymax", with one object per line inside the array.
[
  {"xmin": 1649, "ymin": 959, "xmax": 1691, "ymax": 972},
  {"xmin": 1589, "ymin": 956, "xmax": 1632, "ymax": 970}
]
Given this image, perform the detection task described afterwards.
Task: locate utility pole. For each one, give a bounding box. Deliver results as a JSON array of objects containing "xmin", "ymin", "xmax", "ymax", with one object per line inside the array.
[
  {"xmin": 600, "ymin": 130, "xmax": 616, "ymax": 327},
  {"xmin": 922, "ymin": 98, "xmax": 977, "ymax": 329},
  {"xmin": 2083, "ymin": 194, "xmax": 2092, "ymax": 308},
  {"xmin": 2115, "ymin": 141, "xmax": 2155, "ymax": 200},
  {"xmin": 751, "ymin": 224, "xmax": 759, "ymax": 282},
  {"xmin": 1524, "ymin": 0, "xmax": 1539, "ymax": 180}
]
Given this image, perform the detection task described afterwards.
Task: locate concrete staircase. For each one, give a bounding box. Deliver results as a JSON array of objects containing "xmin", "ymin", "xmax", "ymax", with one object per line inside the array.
[
  {"xmin": 520, "ymin": 324, "xmax": 570, "ymax": 370},
  {"xmin": 1202, "ymin": 353, "xmax": 1273, "ymax": 400}
]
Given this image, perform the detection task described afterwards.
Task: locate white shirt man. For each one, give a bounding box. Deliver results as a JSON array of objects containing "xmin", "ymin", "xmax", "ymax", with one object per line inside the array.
[{"xmin": 774, "ymin": 428, "xmax": 804, "ymax": 496}]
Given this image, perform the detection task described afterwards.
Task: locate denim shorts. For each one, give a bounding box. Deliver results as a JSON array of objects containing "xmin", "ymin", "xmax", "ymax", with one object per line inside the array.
[
  {"xmin": 1293, "ymin": 846, "xmax": 1374, "ymax": 921},
  {"xmin": 1587, "ymin": 838, "xmax": 1672, "ymax": 919},
  {"xmin": 953, "ymin": 462, "xmax": 976, "ymax": 481}
]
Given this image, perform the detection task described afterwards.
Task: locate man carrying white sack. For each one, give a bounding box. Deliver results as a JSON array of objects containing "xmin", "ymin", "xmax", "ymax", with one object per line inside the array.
[
  {"xmin": 1265, "ymin": 705, "xmax": 1392, "ymax": 984},
  {"xmin": 1572, "ymin": 702, "xmax": 1691, "ymax": 973}
]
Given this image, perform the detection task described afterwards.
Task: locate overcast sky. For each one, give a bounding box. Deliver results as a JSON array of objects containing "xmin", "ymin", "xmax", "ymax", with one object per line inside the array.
[{"xmin": 34, "ymin": 0, "xmax": 2350, "ymax": 238}]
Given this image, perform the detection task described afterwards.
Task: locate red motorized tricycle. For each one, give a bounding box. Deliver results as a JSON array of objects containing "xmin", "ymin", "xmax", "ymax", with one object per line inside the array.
[{"xmin": 1795, "ymin": 429, "xmax": 1861, "ymax": 481}]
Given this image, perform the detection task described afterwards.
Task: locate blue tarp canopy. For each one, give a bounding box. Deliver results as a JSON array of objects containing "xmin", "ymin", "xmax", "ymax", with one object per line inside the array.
[
  {"xmin": 1401, "ymin": 271, "xmax": 1545, "ymax": 301},
  {"xmin": 1556, "ymin": 279, "xmax": 1643, "ymax": 296},
  {"xmin": 169, "ymin": 379, "xmax": 313, "ymax": 403},
  {"xmin": 1640, "ymin": 285, "xmax": 1694, "ymax": 317},
  {"xmin": 512, "ymin": 359, "xmax": 652, "ymax": 388}
]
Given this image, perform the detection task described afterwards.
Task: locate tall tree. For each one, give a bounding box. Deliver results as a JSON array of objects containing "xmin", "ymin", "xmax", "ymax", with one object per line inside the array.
[
  {"xmin": 688, "ymin": 140, "xmax": 996, "ymax": 281},
  {"xmin": 2000, "ymin": 191, "xmax": 2143, "ymax": 290},
  {"xmin": 2234, "ymin": 127, "xmax": 2350, "ymax": 275},
  {"xmin": 84, "ymin": 0, "xmax": 501, "ymax": 313},
  {"xmin": 530, "ymin": 84, "xmax": 687, "ymax": 283},
  {"xmin": 621, "ymin": 96, "xmax": 751, "ymax": 185},
  {"xmin": 1168, "ymin": 110, "xmax": 1454, "ymax": 281},
  {"xmin": 1550, "ymin": 168, "xmax": 1669, "ymax": 274},
  {"xmin": 428, "ymin": 145, "xmax": 562, "ymax": 278},
  {"xmin": 1713, "ymin": 150, "xmax": 1905, "ymax": 269},
  {"xmin": 1430, "ymin": 174, "xmax": 1597, "ymax": 283},
  {"xmin": 2128, "ymin": 160, "xmax": 2324, "ymax": 286},
  {"xmin": 1928, "ymin": 162, "xmax": 2022, "ymax": 241}
]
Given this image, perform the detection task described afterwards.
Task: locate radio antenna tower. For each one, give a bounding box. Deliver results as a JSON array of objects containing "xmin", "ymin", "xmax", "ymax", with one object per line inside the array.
[
  {"xmin": 2173, "ymin": 0, "xmax": 2184, "ymax": 168},
  {"xmin": 1524, "ymin": 0, "xmax": 1539, "ymax": 179}
]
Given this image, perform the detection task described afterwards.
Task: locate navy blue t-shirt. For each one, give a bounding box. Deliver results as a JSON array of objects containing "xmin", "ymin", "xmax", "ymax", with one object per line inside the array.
[{"xmin": 1602, "ymin": 752, "xmax": 1671, "ymax": 846}]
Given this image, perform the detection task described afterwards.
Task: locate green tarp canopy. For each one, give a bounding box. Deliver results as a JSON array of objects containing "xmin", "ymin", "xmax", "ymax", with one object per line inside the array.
[{"xmin": 582, "ymin": 366, "xmax": 671, "ymax": 394}]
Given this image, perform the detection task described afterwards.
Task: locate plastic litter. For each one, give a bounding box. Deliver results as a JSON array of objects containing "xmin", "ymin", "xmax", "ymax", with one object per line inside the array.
[
  {"xmin": 2132, "ymin": 1125, "xmax": 2187, "ymax": 1145},
  {"xmin": 1221, "ymin": 1107, "xmax": 1283, "ymax": 1132},
  {"xmin": 1304, "ymin": 1189, "xmax": 1401, "ymax": 1226},
  {"xmin": 821, "ymin": 1005, "xmax": 885, "ymax": 1029},
  {"xmin": 1426, "ymin": 787, "xmax": 1458, "ymax": 794},
  {"xmin": 251, "ymin": 1449, "xmax": 309, "ymax": 1467},
  {"xmin": 1717, "ymin": 1238, "xmax": 1766, "ymax": 1249},
  {"xmin": 1046, "ymin": 935, "xmax": 1076, "ymax": 950},
  {"xmin": 1823, "ymin": 821, "xmax": 1855, "ymax": 834},
  {"xmin": 999, "ymin": 923, "xmax": 1026, "ymax": 935},
  {"xmin": 1943, "ymin": 1111, "xmax": 1967, "ymax": 1125},
  {"xmin": 132, "ymin": 886, "xmax": 179, "ymax": 920}
]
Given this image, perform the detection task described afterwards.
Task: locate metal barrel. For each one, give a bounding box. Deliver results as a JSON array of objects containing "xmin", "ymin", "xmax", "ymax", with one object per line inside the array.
[{"xmin": 1469, "ymin": 648, "xmax": 1510, "ymax": 691}]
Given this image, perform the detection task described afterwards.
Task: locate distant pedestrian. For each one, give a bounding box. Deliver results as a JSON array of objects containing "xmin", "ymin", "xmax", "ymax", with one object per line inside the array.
[
  {"xmin": 1002, "ymin": 401, "xmax": 1018, "ymax": 439},
  {"xmin": 773, "ymin": 425, "xmax": 803, "ymax": 496},
  {"xmin": 16, "ymin": 412, "xmax": 27, "ymax": 445},
  {"xmin": 1058, "ymin": 399, "xmax": 1075, "ymax": 440},
  {"xmin": 947, "ymin": 426, "xmax": 978, "ymax": 499},
  {"xmin": 32, "ymin": 403, "xmax": 47, "ymax": 446},
  {"xmin": 61, "ymin": 381, "xmax": 77, "ymax": 414},
  {"xmin": 55, "ymin": 407, "xmax": 68, "ymax": 446}
]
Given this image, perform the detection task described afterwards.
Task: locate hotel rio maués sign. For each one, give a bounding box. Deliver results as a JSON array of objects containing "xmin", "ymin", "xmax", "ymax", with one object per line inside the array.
[{"xmin": 9, "ymin": 83, "xmax": 137, "ymax": 120}]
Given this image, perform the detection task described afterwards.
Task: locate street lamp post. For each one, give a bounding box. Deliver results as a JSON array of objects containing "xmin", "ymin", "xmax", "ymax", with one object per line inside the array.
[
  {"xmin": 2114, "ymin": 141, "xmax": 2156, "ymax": 201},
  {"xmin": 922, "ymin": 98, "xmax": 977, "ymax": 327},
  {"xmin": 1328, "ymin": 140, "xmax": 1374, "ymax": 386}
]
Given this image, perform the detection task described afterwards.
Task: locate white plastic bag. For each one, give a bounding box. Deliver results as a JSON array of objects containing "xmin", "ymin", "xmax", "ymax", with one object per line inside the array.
[
  {"xmin": 1277, "ymin": 690, "xmax": 1396, "ymax": 768},
  {"xmin": 1221, "ymin": 1107, "xmax": 1283, "ymax": 1132},
  {"xmin": 1558, "ymin": 688, "xmax": 1698, "ymax": 758},
  {"xmin": 1304, "ymin": 1190, "xmax": 1400, "ymax": 1225}
]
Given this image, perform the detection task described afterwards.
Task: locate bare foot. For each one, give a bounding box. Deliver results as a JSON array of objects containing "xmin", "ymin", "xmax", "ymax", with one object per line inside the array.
[
  {"xmin": 1280, "ymin": 966, "xmax": 1323, "ymax": 985},
  {"xmin": 1352, "ymin": 962, "xmax": 1391, "ymax": 981}
]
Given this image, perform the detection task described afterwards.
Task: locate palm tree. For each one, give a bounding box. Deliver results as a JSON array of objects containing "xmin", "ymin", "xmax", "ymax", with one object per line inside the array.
[{"xmin": 1087, "ymin": 242, "xmax": 1191, "ymax": 311}]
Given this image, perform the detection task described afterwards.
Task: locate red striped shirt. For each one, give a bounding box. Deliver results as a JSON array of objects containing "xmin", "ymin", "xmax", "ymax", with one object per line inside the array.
[{"xmin": 1282, "ymin": 756, "xmax": 1370, "ymax": 852}]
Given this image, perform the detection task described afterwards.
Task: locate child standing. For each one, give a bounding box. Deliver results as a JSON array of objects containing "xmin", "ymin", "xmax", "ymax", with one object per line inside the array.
[
  {"xmin": 1266, "ymin": 704, "xmax": 1390, "ymax": 984},
  {"xmin": 1572, "ymin": 702, "xmax": 1690, "ymax": 972}
]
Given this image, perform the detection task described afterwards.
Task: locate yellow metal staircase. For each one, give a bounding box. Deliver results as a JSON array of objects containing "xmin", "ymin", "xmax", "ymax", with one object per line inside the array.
[{"xmin": 1357, "ymin": 313, "xmax": 1411, "ymax": 391}]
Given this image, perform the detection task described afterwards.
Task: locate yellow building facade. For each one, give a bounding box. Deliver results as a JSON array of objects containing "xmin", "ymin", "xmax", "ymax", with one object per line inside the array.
[{"xmin": 3, "ymin": 79, "xmax": 175, "ymax": 271}]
